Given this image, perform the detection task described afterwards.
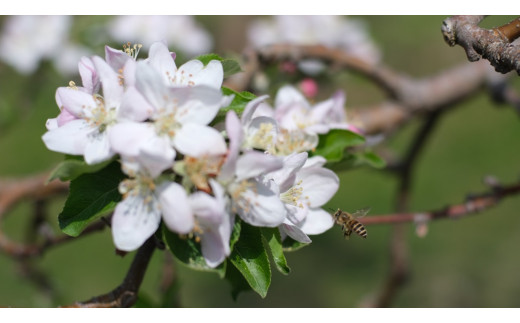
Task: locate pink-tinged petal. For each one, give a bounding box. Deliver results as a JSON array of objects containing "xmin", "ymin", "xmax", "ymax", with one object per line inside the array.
[
  {"xmin": 123, "ymin": 58, "xmax": 137, "ymax": 87},
  {"xmin": 218, "ymin": 111, "xmax": 243, "ymax": 183},
  {"xmin": 92, "ymin": 56, "xmax": 123, "ymax": 109},
  {"xmin": 299, "ymin": 208, "xmax": 334, "ymax": 235},
  {"xmin": 137, "ymin": 135, "xmax": 176, "ymax": 178},
  {"xmin": 42, "ymin": 119, "xmax": 92, "ymax": 155},
  {"xmin": 172, "ymin": 86, "xmax": 224, "ymax": 125},
  {"xmin": 235, "ymin": 179, "xmax": 286, "ymax": 227},
  {"xmin": 118, "ymin": 86, "xmax": 154, "ymax": 122},
  {"xmin": 280, "ymin": 220, "xmax": 312, "ymax": 243},
  {"xmin": 158, "ymin": 182, "xmax": 194, "ymax": 234},
  {"xmin": 274, "ymin": 85, "xmax": 310, "ymax": 113},
  {"xmin": 176, "ymin": 59, "xmax": 223, "ymax": 89},
  {"xmin": 200, "ymin": 218, "xmax": 232, "ymax": 268},
  {"xmin": 111, "ymin": 195, "xmax": 162, "ymax": 251},
  {"xmin": 285, "ymin": 203, "xmax": 309, "ymax": 224},
  {"xmin": 78, "ymin": 56, "xmax": 99, "ymax": 94},
  {"xmin": 189, "ymin": 191, "xmax": 222, "ymax": 225},
  {"xmin": 56, "ymin": 87, "xmax": 97, "ymax": 117},
  {"xmin": 297, "ymin": 167, "xmax": 339, "ymax": 207},
  {"xmin": 174, "ymin": 123, "xmax": 226, "ymax": 157},
  {"xmin": 235, "ymin": 151, "xmax": 283, "ymax": 182},
  {"xmin": 109, "ymin": 122, "xmax": 156, "ymax": 157},
  {"xmin": 105, "ymin": 45, "xmax": 130, "ymax": 72},
  {"xmin": 84, "ymin": 131, "xmax": 113, "ymax": 164},
  {"xmin": 135, "ymin": 61, "xmax": 168, "ymax": 110},
  {"xmin": 57, "ymin": 107, "xmax": 78, "ymax": 127},
  {"xmin": 148, "ymin": 41, "xmax": 177, "ymax": 85},
  {"xmin": 241, "ymin": 95, "xmax": 269, "ymax": 125},
  {"xmin": 267, "ymin": 152, "xmax": 307, "ymax": 191}
]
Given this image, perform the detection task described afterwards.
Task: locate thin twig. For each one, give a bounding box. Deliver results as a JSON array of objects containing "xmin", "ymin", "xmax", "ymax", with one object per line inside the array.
[{"xmin": 360, "ymin": 179, "xmax": 520, "ymax": 226}]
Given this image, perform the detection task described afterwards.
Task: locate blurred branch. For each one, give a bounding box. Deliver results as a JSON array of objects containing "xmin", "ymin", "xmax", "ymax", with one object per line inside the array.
[
  {"xmin": 366, "ymin": 110, "xmax": 443, "ymax": 308},
  {"xmin": 225, "ymin": 44, "xmax": 495, "ymax": 135},
  {"xmin": 62, "ymin": 235, "xmax": 157, "ymax": 308},
  {"xmin": 0, "ymin": 172, "xmax": 68, "ymax": 217},
  {"xmin": 360, "ymin": 178, "xmax": 520, "ymax": 226},
  {"xmin": 442, "ymin": 15, "xmax": 520, "ymax": 74}
]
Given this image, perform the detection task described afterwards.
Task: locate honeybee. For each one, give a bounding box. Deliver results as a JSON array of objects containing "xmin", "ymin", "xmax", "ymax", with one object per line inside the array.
[{"xmin": 332, "ymin": 207, "xmax": 370, "ymax": 239}]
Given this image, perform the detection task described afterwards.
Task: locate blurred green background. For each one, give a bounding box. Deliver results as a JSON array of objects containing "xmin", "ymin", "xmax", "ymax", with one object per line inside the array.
[{"xmin": 0, "ymin": 15, "xmax": 519, "ymax": 308}]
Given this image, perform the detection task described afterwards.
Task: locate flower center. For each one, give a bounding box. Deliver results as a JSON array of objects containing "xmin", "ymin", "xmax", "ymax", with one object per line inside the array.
[
  {"xmin": 185, "ymin": 155, "xmax": 225, "ymax": 193},
  {"xmin": 83, "ymin": 95, "xmax": 117, "ymax": 133},
  {"xmin": 123, "ymin": 42, "xmax": 142, "ymax": 60},
  {"xmin": 275, "ymin": 129, "xmax": 318, "ymax": 155},
  {"xmin": 246, "ymin": 122, "xmax": 275, "ymax": 152},
  {"xmin": 280, "ymin": 179, "xmax": 309, "ymax": 208},
  {"xmin": 119, "ymin": 175, "xmax": 157, "ymax": 210},
  {"xmin": 229, "ymin": 179, "xmax": 258, "ymax": 214},
  {"xmin": 154, "ymin": 109, "xmax": 181, "ymax": 139}
]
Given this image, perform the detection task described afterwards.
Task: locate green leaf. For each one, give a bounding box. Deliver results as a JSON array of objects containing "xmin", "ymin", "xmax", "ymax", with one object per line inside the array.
[
  {"xmin": 312, "ymin": 129, "xmax": 365, "ymax": 162},
  {"xmin": 229, "ymin": 223, "xmax": 271, "ymax": 298},
  {"xmin": 225, "ymin": 259, "xmax": 253, "ymax": 301},
  {"xmin": 47, "ymin": 155, "xmax": 116, "ymax": 183},
  {"xmin": 163, "ymin": 226, "xmax": 226, "ymax": 278},
  {"xmin": 282, "ymin": 237, "xmax": 311, "ymax": 252},
  {"xmin": 211, "ymin": 87, "xmax": 257, "ymax": 125},
  {"xmin": 356, "ymin": 150, "xmax": 387, "ymax": 169},
  {"xmin": 195, "ymin": 53, "xmax": 242, "ymax": 78},
  {"xmin": 58, "ymin": 161, "xmax": 125, "ymax": 237},
  {"xmin": 261, "ymin": 227, "xmax": 291, "ymax": 275}
]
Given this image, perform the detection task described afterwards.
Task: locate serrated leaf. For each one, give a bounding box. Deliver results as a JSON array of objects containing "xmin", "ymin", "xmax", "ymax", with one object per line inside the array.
[
  {"xmin": 47, "ymin": 155, "xmax": 115, "ymax": 183},
  {"xmin": 163, "ymin": 226, "xmax": 226, "ymax": 278},
  {"xmin": 229, "ymin": 223, "xmax": 271, "ymax": 298},
  {"xmin": 195, "ymin": 53, "xmax": 242, "ymax": 78},
  {"xmin": 312, "ymin": 129, "xmax": 365, "ymax": 162},
  {"xmin": 58, "ymin": 161, "xmax": 125, "ymax": 237},
  {"xmin": 282, "ymin": 237, "xmax": 311, "ymax": 252},
  {"xmin": 261, "ymin": 227, "xmax": 290, "ymax": 275}
]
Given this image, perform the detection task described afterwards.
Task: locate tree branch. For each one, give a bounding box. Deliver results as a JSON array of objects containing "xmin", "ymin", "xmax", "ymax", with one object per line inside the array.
[
  {"xmin": 360, "ymin": 178, "xmax": 520, "ymax": 226},
  {"xmin": 442, "ymin": 15, "xmax": 520, "ymax": 74},
  {"xmin": 62, "ymin": 236, "xmax": 157, "ymax": 308}
]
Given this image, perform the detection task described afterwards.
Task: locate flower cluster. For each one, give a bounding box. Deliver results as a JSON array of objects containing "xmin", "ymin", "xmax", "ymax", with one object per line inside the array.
[{"xmin": 42, "ymin": 42, "xmax": 345, "ymax": 268}]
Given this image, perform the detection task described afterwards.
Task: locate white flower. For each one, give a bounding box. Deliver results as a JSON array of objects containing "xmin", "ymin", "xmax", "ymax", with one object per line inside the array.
[
  {"xmin": 108, "ymin": 16, "xmax": 213, "ymax": 57},
  {"xmin": 42, "ymin": 56, "xmax": 124, "ymax": 164},
  {"xmin": 266, "ymin": 153, "xmax": 339, "ymax": 243},
  {"xmin": 112, "ymin": 163, "xmax": 193, "ymax": 251},
  {"xmin": 0, "ymin": 16, "xmax": 71, "ymax": 75},
  {"xmin": 218, "ymin": 111, "xmax": 286, "ymax": 227},
  {"xmin": 109, "ymin": 61, "xmax": 229, "ymax": 177},
  {"xmin": 248, "ymin": 16, "xmax": 381, "ymax": 66},
  {"xmin": 189, "ymin": 179, "xmax": 233, "ymax": 268}
]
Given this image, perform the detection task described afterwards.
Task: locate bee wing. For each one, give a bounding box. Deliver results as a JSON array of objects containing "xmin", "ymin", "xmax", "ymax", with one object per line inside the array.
[{"xmin": 352, "ymin": 207, "xmax": 371, "ymax": 219}]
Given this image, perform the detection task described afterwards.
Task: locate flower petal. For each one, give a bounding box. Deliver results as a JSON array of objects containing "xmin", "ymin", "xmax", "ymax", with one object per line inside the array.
[
  {"xmin": 171, "ymin": 85, "xmax": 224, "ymax": 126},
  {"xmin": 235, "ymin": 178, "xmax": 286, "ymax": 227},
  {"xmin": 42, "ymin": 119, "xmax": 92, "ymax": 155},
  {"xmin": 299, "ymin": 208, "xmax": 335, "ymax": 235},
  {"xmin": 241, "ymin": 95, "xmax": 269, "ymax": 125},
  {"xmin": 105, "ymin": 45, "xmax": 130, "ymax": 72},
  {"xmin": 137, "ymin": 135, "xmax": 176, "ymax": 178},
  {"xmin": 111, "ymin": 194, "xmax": 162, "ymax": 251},
  {"xmin": 174, "ymin": 123, "xmax": 227, "ymax": 157},
  {"xmin": 158, "ymin": 182, "xmax": 194, "ymax": 234},
  {"xmin": 78, "ymin": 56, "xmax": 99, "ymax": 94},
  {"xmin": 92, "ymin": 56, "xmax": 123, "ymax": 109},
  {"xmin": 297, "ymin": 167, "xmax": 339, "ymax": 207},
  {"xmin": 218, "ymin": 111, "xmax": 243, "ymax": 183},
  {"xmin": 176, "ymin": 59, "xmax": 223, "ymax": 89},
  {"xmin": 235, "ymin": 151, "xmax": 283, "ymax": 182},
  {"xmin": 118, "ymin": 86, "xmax": 154, "ymax": 122},
  {"xmin": 274, "ymin": 85, "xmax": 310, "ymax": 113},
  {"xmin": 109, "ymin": 122, "xmax": 156, "ymax": 157},
  {"xmin": 55, "ymin": 87, "xmax": 97, "ymax": 118},
  {"xmin": 84, "ymin": 130, "xmax": 113, "ymax": 164},
  {"xmin": 200, "ymin": 217, "xmax": 232, "ymax": 268},
  {"xmin": 148, "ymin": 41, "xmax": 177, "ymax": 85},
  {"xmin": 280, "ymin": 221, "xmax": 312, "ymax": 243},
  {"xmin": 267, "ymin": 152, "xmax": 307, "ymax": 191}
]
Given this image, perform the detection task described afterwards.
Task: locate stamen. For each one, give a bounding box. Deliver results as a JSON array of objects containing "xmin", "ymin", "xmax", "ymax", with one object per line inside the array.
[{"xmin": 123, "ymin": 42, "xmax": 143, "ymax": 60}]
